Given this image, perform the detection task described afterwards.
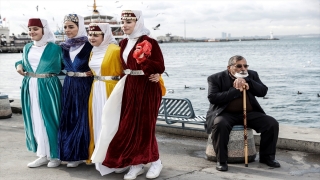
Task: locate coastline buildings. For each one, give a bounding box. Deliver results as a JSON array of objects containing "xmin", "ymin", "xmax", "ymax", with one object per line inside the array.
[
  {"xmin": 221, "ymin": 32, "xmax": 231, "ymax": 39},
  {"xmin": 157, "ymin": 33, "xmax": 185, "ymax": 43}
]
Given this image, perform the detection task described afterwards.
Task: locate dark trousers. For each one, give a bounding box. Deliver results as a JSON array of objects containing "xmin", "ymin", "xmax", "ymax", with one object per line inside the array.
[{"xmin": 211, "ymin": 111, "xmax": 279, "ymax": 162}]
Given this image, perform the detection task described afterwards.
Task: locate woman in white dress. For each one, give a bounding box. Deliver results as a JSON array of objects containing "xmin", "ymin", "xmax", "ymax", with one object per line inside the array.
[
  {"xmin": 87, "ymin": 23, "xmax": 122, "ymax": 175},
  {"xmin": 91, "ymin": 10, "xmax": 165, "ymax": 179}
]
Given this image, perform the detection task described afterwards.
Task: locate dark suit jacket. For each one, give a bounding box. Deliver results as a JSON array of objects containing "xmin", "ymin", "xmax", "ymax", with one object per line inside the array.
[{"xmin": 205, "ymin": 69, "xmax": 268, "ymax": 134}]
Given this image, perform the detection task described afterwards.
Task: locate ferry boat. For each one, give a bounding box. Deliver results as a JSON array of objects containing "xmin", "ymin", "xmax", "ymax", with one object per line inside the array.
[{"xmin": 83, "ymin": 0, "xmax": 125, "ymax": 42}]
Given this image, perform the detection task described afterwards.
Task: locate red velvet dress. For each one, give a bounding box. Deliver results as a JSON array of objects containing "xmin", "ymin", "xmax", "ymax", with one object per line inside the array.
[{"xmin": 102, "ymin": 35, "xmax": 165, "ymax": 168}]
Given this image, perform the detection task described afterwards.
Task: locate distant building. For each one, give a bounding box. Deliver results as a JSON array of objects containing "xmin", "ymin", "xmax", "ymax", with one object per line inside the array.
[
  {"xmin": 270, "ymin": 31, "xmax": 274, "ymax": 39},
  {"xmin": 156, "ymin": 33, "xmax": 184, "ymax": 42},
  {"xmin": 228, "ymin": 33, "xmax": 231, "ymax": 38},
  {"xmin": 221, "ymin": 32, "xmax": 226, "ymax": 38}
]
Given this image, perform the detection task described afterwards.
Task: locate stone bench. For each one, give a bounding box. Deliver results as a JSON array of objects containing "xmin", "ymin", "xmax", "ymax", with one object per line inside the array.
[
  {"xmin": 0, "ymin": 94, "xmax": 12, "ymax": 119},
  {"xmin": 206, "ymin": 125, "xmax": 256, "ymax": 163}
]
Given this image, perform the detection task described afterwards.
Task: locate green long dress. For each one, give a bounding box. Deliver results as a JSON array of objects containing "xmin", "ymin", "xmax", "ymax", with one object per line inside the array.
[{"xmin": 15, "ymin": 42, "xmax": 62, "ymax": 158}]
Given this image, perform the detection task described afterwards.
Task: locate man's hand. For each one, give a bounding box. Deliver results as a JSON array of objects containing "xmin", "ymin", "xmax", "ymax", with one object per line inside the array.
[
  {"xmin": 16, "ymin": 64, "xmax": 25, "ymax": 76},
  {"xmin": 234, "ymin": 78, "xmax": 249, "ymax": 91}
]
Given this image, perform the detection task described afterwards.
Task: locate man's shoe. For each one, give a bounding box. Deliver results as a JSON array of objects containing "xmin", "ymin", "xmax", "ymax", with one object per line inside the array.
[
  {"xmin": 259, "ymin": 158, "xmax": 281, "ymax": 168},
  {"xmin": 124, "ymin": 164, "xmax": 144, "ymax": 180},
  {"xmin": 114, "ymin": 166, "xmax": 129, "ymax": 173},
  {"xmin": 67, "ymin": 161, "xmax": 83, "ymax": 168},
  {"xmin": 146, "ymin": 160, "xmax": 163, "ymax": 179},
  {"xmin": 47, "ymin": 159, "xmax": 61, "ymax": 168},
  {"xmin": 216, "ymin": 162, "xmax": 228, "ymax": 171},
  {"xmin": 27, "ymin": 157, "xmax": 49, "ymax": 168}
]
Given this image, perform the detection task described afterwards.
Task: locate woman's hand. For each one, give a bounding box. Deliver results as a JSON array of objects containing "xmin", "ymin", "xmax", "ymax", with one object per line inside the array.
[
  {"xmin": 149, "ymin": 73, "xmax": 160, "ymax": 83},
  {"xmin": 16, "ymin": 64, "xmax": 25, "ymax": 76},
  {"xmin": 85, "ymin": 71, "xmax": 93, "ymax": 77}
]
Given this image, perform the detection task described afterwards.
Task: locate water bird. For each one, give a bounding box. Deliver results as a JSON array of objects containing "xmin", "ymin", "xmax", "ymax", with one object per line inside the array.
[
  {"xmin": 184, "ymin": 85, "xmax": 189, "ymax": 89},
  {"xmin": 199, "ymin": 87, "xmax": 205, "ymax": 90},
  {"xmin": 168, "ymin": 89, "xmax": 174, "ymax": 93},
  {"xmin": 153, "ymin": 24, "xmax": 160, "ymax": 30},
  {"xmin": 117, "ymin": 5, "xmax": 123, "ymax": 8},
  {"xmin": 297, "ymin": 91, "xmax": 302, "ymax": 94},
  {"xmin": 317, "ymin": 94, "xmax": 320, "ymax": 97}
]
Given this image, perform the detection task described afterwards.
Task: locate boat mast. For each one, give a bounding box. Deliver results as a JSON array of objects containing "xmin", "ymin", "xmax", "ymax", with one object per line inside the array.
[
  {"xmin": 88, "ymin": 0, "xmax": 100, "ymax": 13},
  {"xmin": 93, "ymin": 0, "xmax": 97, "ymax": 12},
  {"xmin": 184, "ymin": 20, "xmax": 186, "ymax": 40}
]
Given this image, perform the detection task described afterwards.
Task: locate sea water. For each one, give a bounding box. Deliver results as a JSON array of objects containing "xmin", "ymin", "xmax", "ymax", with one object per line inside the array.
[{"xmin": 0, "ymin": 37, "xmax": 319, "ymax": 128}]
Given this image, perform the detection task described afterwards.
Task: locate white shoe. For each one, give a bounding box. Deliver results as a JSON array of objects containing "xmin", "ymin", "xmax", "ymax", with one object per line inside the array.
[
  {"xmin": 124, "ymin": 164, "xmax": 144, "ymax": 180},
  {"xmin": 146, "ymin": 160, "xmax": 163, "ymax": 179},
  {"xmin": 47, "ymin": 159, "xmax": 61, "ymax": 168},
  {"xmin": 27, "ymin": 157, "xmax": 49, "ymax": 168},
  {"xmin": 67, "ymin": 161, "xmax": 83, "ymax": 168},
  {"xmin": 114, "ymin": 166, "xmax": 129, "ymax": 173}
]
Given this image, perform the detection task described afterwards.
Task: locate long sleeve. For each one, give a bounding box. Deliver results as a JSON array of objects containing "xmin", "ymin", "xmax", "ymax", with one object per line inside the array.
[
  {"xmin": 244, "ymin": 71, "xmax": 268, "ymax": 97},
  {"xmin": 139, "ymin": 37, "xmax": 165, "ymax": 76},
  {"xmin": 15, "ymin": 60, "xmax": 23, "ymax": 68},
  {"xmin": 207, "ymin": 75, "xmax": 241, "ymax": 105}
]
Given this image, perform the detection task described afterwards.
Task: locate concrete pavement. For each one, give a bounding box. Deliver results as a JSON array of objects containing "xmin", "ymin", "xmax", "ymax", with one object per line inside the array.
[{"xmin": 0, "ymin": 113, "xmax": 320, "ymax": 180}]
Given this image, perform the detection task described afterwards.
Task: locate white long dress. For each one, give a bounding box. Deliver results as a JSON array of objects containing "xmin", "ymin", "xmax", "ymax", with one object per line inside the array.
[
  {"xmin": 28, "ymin": 45, "xmax": 51, "ymax": 158},
  {"xmin": 89, "ymin": 46, "xmax": 113, "ymax": 175}
]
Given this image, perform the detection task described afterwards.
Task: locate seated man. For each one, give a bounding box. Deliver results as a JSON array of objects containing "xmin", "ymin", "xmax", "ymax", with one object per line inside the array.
[{"xmin": 205, "ymin": 55, "xmax": 280, "ymax": 171}]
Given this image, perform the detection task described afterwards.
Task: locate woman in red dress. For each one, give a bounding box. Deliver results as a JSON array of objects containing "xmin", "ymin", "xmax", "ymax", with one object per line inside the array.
[{"xmin": 91, "ymin": 10, "xmax": 165, "ymax": 179}]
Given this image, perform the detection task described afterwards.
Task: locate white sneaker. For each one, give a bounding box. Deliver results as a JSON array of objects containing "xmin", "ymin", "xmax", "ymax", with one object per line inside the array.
[
  {"xmin": 114, "ymin": 166, "xmax": 129, "ymax": 173},
  {"xmin": 146, "ymin": 160, "xmax": 163, "ymax": 179},
  {"xmin": 67, "ymin": 161, "xmax": 83, "ymax": 168},
  {"xmin": 124, "ymin": 164, "xmax": 144, "ymax": 180},
  {"xmin": 27, "ymin": 157, "xmax": 49, "ymax": 168},
  {"xmin": 47, "ymin": 159, "xmax": 61, "ymax": 168}
]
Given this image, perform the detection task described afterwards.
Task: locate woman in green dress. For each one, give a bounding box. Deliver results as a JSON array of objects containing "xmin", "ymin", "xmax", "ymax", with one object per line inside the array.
[{"xmin": 15, "ymin": 18, "xmax": 62, "ymax": 168}]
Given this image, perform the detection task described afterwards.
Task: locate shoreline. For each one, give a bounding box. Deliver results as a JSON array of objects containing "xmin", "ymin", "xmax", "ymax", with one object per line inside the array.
[{"xmin": 8, "ymin": 98, "xmax": 320, "ymax": 154}]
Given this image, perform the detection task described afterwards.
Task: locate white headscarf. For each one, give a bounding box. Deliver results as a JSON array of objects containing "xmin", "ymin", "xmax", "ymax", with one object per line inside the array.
[
  {"xmin": 125, "ymin": 10, "xmax": 150, "ymax": 39},
  {"xmin": 91, "ymin": 23, "xmax": 118, "ymax": 54},
  {"xmin": 74, "ymin": 15, "xmax": 87, "ymax": 38},
  {"xmin": 31, "ymin": 19, "xmax": 55, "ymax": 47}
]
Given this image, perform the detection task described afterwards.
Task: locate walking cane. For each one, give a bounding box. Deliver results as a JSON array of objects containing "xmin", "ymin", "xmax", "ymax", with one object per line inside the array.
[{"xmin": 243, "ymin": 86, "xmax": 249, "ymax": 167}]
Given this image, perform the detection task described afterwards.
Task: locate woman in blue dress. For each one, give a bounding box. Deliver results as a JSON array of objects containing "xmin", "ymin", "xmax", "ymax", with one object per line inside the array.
[{"xmin": 58, "ymin": 14, "xmax": 93, "ymax": 168}]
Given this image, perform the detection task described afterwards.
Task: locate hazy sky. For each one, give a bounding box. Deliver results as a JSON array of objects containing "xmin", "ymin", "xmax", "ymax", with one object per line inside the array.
[{"xmin": 0, "ymin": 0, "xmax": 319, "ymax": 38}]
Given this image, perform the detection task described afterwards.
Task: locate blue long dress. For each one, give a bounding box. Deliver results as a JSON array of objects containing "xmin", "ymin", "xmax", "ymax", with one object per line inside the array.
[{"xmin": 58, "ymin": 41, "xmax": 93, "ymax": 161}]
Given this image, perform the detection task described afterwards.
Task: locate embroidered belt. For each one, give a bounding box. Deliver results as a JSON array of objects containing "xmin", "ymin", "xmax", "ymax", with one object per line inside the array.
[
  {"xmin": 25, "ymin": 72, "xmax": 57, "ymax": 78},
  {"xmin": 123, "ymin": 69, "xmax": 144, "ymax": 75},
  {"xmin": 94, "ymin": 76, "xmax": 120, "ymax": 81},
  {"xmin": 66, "ymin": 71, "xmax": 87, "ymax": 77}
]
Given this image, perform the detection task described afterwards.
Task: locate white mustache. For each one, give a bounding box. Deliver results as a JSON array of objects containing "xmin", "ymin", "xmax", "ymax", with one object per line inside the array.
[{"xmin": 234, "ymin": 71, "xmax": 248, "ymax": 78}]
